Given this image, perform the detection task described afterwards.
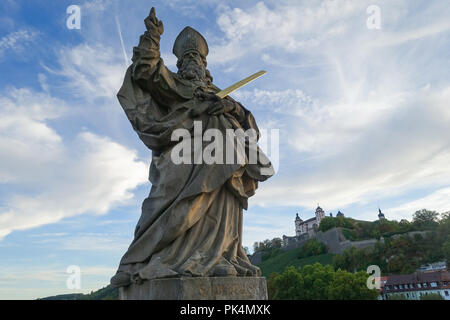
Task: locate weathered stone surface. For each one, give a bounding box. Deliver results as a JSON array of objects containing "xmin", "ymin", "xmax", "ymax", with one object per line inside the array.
[
  {"xmin": 110, "ymin": 6, "xmax": 274, "ymax": 288},
  {"xmin": 119, "ymin": 277, "xmax": 268, "ymax": 300}
]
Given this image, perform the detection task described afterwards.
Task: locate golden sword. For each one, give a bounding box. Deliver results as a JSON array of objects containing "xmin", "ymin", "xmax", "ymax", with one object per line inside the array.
[{"xmin": 215, "ymin": 70, "xmax": 267, "ymax": 99}]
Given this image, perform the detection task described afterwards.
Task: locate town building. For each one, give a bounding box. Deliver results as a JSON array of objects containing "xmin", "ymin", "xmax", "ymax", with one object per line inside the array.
[
  {"xmin": 417, "ymin": 261, "xmax": 447, "ymax": 272},
  {"xmin": 382, "ymin": 270, "xmax": 450, "ymax": 300},
  {"xmin": 376, "ymin": 276, "xmax": 389, "ymax": 300}
]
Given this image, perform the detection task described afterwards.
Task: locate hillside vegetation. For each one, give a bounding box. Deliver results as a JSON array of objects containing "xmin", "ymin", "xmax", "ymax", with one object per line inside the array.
[
  {"xmin": 318, "ymin": 209, "xmax": 444, "ymax": 240},
  {"xmin": 40, "ymin": 285, "xmax": 118, "ymax": 300},
  {"xmin": 41, "ymin": 209, "xmax": 448, "ymax": 300},
  {"xmin": 332, "ymin": 210, "xmax": 450, "ymax": 274},
  {"xmin": 260, "ymin": 251, "xmax": 335, "ymax": 277},
  {"xmin": 255, "ymin": 209, "xmax": 450, "ymax": 276},
  {"xmin": 257, "ymin": 239, "xmax": 334, "ymax": 277},
  {"xmin": 267, "ymin": 263, "xmax": 379, "ymax": 300}
]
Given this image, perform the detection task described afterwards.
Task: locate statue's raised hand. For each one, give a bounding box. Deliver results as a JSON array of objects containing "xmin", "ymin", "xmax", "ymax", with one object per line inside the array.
[{"xmin": 145, "ymin": 7, "xmax": 164, "ymax": 35}]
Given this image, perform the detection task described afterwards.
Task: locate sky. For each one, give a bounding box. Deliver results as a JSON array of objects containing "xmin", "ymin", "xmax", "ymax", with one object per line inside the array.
[{"xmin": 0, "ymin": 0, "xmax": 449, "ymax": 299}]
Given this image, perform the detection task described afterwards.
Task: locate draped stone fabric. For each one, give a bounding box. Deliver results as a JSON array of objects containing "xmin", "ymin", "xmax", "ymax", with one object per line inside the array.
[{"xmin": 112, "ymin": 31, "xmax": 274, "ymax": 282}]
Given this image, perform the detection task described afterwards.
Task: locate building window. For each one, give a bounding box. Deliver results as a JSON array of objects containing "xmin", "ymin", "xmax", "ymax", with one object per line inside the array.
[
  {"xmin": 423, "ymin": 283, "xmax": 427, "ymax": 288},
  {"xmin": 430, "ymin": 282, "xmax": 438, "ymax": 288},
  {"xmin": 394, "ymin": 285, "xmax": 398, "ymax": 290},
  {"xmin": 418, "ymin": 283, "xmax": 422, "ymax": 288},
  {"xmin": 410, "ymin": 284, "xmax": 414, "ymax": 288},
  {"xmin": 399, "ymin": 285, "xmax": 403, "ymax": 289},
  {"xmin": 405, "ymin": 284, "xmax": 409, "ymax": 289}
]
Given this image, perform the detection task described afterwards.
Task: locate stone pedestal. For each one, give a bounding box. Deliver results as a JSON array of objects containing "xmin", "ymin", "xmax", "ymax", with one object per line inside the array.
[{"xmin": 119, "ymin": 277, "xmax": 268, "ymax": 300}]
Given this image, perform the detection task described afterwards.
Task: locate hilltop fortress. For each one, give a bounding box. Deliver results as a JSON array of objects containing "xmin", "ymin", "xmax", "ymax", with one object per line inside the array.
[
  {"xmin": 250, "ymin": 205, "xmax": 430, "ymax": 268},
  {"xmin": 282, "ymin": 206, "xmax": 386, "ymax": 252},
  {"xmin": 291, "ymin": 206, "xmax": 385, "ymax": 238}
]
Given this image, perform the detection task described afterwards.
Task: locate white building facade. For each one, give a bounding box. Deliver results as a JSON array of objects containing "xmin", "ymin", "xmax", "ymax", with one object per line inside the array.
[
  {"xmin": 382, "ymin": 270, "xmax": 450, "ymax": 300},
  {"xmin": 295, "ymin": 206, "xmax": 326, "ymax": 236}
]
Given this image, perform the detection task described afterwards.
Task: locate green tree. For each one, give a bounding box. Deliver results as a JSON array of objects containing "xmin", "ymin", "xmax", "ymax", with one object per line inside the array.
[
  {"xmin": 271, "ymin": 237, "xmax": 282, "ymax": 249},
  {"xmin": 443, "ymin": 240, "xmax": 450, "ymax": 263},
  {"xmin": 332, "ymin": 246, "xmax": 372, "ymax": 272},
  {"xmin": 438, "ymin": 212, "xmax": 450, "ymax": 240},
  {"xmin": 319, "ymin": 217, "xmax": 336, "ymax": 232},
  {"xmin": 327, "ymin": 270, "xmax": 379, "ymax": 300},
  {"xmin": 336, "ymin": 216, "xmax": 354, "ymax": 229},
  {"xmin": 262, "ymin": 248, "xmax": 282, "ymax": 261},
  {"xmin": 387, "ymin": 293, "xmax": 407, "ymax": 300},
  {"xmin": 420, "ymin": 293, "xmax": 444, "ymax": 300},
  {"xmin": 377, "ymin": 219, "xmax": 400, "ymax": 235},
  {"xmin": 268, "ymin": 263, "xmax": 378, "ymax": 300},
  {"xmin": 413, "ymin": 209, "xmax": 440, "ymax": 229},
  {"xmin": 270, "ymin": 266, "xmax": 306, "ymax": 300},
  {"xmin": 259, "ymin": 237, "xmax": 288, "ymax": 261},
  {"xmin": 399, "ymin": 219, "xmax": 412, "ymax": 232},
  {"xmin": 267, "ymin": 272, "xmax": 279, "ymax": 300},
  {"xmin": 297, "ymin": 239, "xmax": 327, "ymax": 259}
]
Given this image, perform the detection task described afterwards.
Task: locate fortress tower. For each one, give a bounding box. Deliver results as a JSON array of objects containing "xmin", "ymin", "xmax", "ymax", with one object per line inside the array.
[
  {"xmin": 315, "ymin": 205, "xmax": 325, "ymax": 225},
  {"xmin": 295, "ymin": 213, "xmax": 303, "ymax": 236}
]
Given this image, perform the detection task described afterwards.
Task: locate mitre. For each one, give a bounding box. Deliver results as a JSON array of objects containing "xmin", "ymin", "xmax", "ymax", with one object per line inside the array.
[{"xmin": 173, "ymin": 26, "xmax": 209, "ymax": 60}]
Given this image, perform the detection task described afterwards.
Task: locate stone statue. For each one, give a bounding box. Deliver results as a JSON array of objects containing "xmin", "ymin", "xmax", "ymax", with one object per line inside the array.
[{"xmin": 110, "ymin": 7, "xmax": 274, "ymax": 291}]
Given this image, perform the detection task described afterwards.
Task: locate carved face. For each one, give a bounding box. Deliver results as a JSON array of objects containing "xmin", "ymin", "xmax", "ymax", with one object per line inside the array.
[{"xmin": 178, "ymin": 51, "xmax": 207, "ymax": 82}]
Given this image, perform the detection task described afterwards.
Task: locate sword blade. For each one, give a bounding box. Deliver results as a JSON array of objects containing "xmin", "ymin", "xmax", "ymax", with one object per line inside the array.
[{"xmin": 215, "ymin": 70, "xmax": 267, "ymax": 99}]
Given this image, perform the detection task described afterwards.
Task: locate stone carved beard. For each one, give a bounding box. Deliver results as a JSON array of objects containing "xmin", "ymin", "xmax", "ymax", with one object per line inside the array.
[{"xmin": 177, "ymin": 55, "xmax": 212, "ymax": 87}]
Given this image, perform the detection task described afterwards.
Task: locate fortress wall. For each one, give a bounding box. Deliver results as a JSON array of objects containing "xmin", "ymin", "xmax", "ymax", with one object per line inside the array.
[
  {"xmin": 249, "ymin": 227, "xmax": 391, "ymax": 265},
  {"xmin": 249, "ymin": 251, "xmax": 263, "ymax": 265},
  {"xmin": 315, "ymin": 228, "xmax": 343, "ymax": 254}
]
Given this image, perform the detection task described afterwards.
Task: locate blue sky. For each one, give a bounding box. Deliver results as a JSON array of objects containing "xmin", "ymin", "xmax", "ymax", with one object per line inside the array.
[{"xmin": 0, "ymin": 0, "xmax": 449, "ymax": 299}]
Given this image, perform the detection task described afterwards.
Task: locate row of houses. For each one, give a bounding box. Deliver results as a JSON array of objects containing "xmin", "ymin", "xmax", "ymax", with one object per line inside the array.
[{"xmin": 379, "ymin": 268, "xmax": 450, "ymax": 300}]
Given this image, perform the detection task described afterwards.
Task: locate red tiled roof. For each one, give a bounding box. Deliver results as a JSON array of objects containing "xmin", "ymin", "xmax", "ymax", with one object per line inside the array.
[
  {"xmin": 383, "ymin": 271, "xmax": 450, "ymax": 293},
  {"xmin": 386, "ymin": 274, "xmax": 417, "ymax": 286},
  {"xmin": 441, "ymin": 271, "xmax": 450, "ymax": 281},
  {"xmin": 385, "ymin": 271, "xmax": 446, "ymax": 286}
]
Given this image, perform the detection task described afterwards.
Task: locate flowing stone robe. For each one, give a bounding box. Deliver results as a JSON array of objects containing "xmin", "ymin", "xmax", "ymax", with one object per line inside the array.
[{"xmin": 113, "ymin": 30, "xmax": 274, "ymax": 281}]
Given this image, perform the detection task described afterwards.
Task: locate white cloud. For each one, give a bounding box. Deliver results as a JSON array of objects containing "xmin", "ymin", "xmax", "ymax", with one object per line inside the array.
[
  {"xmin": 0, "ymin": 88, "xmax": 65, "ymax": 184},
  {"xmin": 388, "ymin": 187, "xmax": 450, "ymax": 220},
  {"xmin": 0, "ymin": 264, "xmax": 116, "ymax": 285},
  {"xmin": 0, "ymin": 28, "xmax": 39, "ymax": 56},
  {"xmin": 0, "ymin": 264, "xmax": 116, "ymax": 299},
  {"xmin": 209, "ymin": 1, "xmax": 365, "ymax": 65},
  {"xmin": 243, "ymin": 210, "xmax": 295, "ymax": 251},
  {"xmin": 208, "ymin": 0, "xmax": 450, "ymax": 81},
  {"xmin": 241, "ymin": 83, "xmax": 450, "ymax": 212},
  {"xmin": 214, "ymin": 1, "xmax": 450, "ymax": 218},
  {"xmin": 45, "ymin": 44, "xmax": 125, "ymax": 100},
  {"xmin": 81, "ymin": 0, "xmax": 109, "ymax": 12},
  {"xmin": 1, "ymin": 0, "xmax": 449, "ymax": 246},
  {"xmin": 34, "ymin": 232, "xmax": 131, "ymax": 252},
  {"xmin": 37, "ymin": 73, "xmax": 49, "ymax": 93},
  {"xmin": 0, "ymin": 88, "xmax": 148, "ymax": 240},
  {"xmin": 372, "ymin": 20, "xmax": 450, "ymax": 47}
]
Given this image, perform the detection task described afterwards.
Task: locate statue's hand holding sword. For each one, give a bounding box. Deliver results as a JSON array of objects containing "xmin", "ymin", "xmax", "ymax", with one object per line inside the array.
[{"xmin": 195, "ymin": 70, "xmax": 267, "ymax": 115}]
